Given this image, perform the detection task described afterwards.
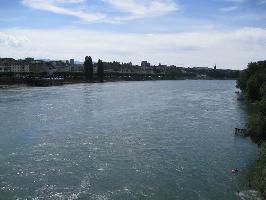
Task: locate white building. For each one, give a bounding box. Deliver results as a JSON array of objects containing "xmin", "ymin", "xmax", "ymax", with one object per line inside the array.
[
  {"xmin": 51, "ymin": 61, "xmax": 71, "ymax": 72},
  {"xmin": 10, "ymin": 65, "xmax": 30, "ymax": 73},
  {"xmin": 0, "ymin": 59, "xmax": 30, "ymax": 73}
]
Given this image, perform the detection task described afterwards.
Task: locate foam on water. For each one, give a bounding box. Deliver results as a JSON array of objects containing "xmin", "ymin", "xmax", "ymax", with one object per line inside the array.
[{"xmin": 236, "ymin": 190, "xmax": 261, "ymax": 200}]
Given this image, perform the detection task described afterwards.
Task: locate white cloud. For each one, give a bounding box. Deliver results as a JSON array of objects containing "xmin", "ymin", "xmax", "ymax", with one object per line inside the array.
[
  {"xmin": 22, "ymin": 0, "xmax": 106, "ymax": 22},
  {"xmin": 56, "ymin": 0, "xmax": 86, "ymax": 3},
  {"xmin": 21, "ymin": 0, "xmax": 179, "ymax": 23},
  {"xmin": 0, "ymin": 32, "xmax": 27, "ymax": 48},
  {"xmin": 223, "ymin": 13, "xmax": 266, "ymax": 21},
  {"xmin": 222, "ymin": 0, "xmax": 246, "ymax": 3},
  {"xmin": 0, "ymin": 17, "xmax": 26, "ymax": 22},
  {"xmin": 219, "ymin": 6, "xmax": 238, "ymax": 12},
  {"xmin": 1, "ymin": 27, "xmax": 266, "ymax": 69},
  {"xmin": 103, "ymin": 0, "xmax": 178, "ymax": 20}
]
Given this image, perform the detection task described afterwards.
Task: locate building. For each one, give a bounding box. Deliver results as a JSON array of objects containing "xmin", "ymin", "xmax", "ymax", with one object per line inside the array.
[
  {"xmin": 70, "ymin": 59, "xmax": 74, "ymax": 66},
  {"xmin": 70, "ymin": 59, "xmax": 75, "ymax": 71},
  {"xmin": 68, "ymin": 59, "xmax": 85, "ymax": 72},
  {"xmin": 51, "ymin": 61, "xmax": 70, "ymax": 72},
  {"xmin": 155, "ymin": 63, "xmax": 167, "ymax": 74},
  {"xmin": 29, "ymin": 60, "xmax": 54, "ymax": 74},
  {"xmin": 141, "ymin": 61, "xmax": 151, "ymax": 71},
  {"xmin": 71, "ymin": 64, "xmax": 84, "ymax": 72},
  {"xmin": 0, "ymin": 58, "xmax": 30, "ymax": 73}
]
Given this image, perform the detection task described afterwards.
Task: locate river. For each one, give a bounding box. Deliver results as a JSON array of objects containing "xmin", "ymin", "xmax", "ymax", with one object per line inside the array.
[{"xmin": 0, "ymin": 80, "xmax": 257, "ymax": 199}]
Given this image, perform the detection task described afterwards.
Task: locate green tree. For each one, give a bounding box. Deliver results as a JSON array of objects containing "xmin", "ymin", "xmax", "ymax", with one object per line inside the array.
[
  {"xmin": 246, "ymin": 73, "xmax": 266, "ymax": 101},
  {"xmin": 237, "ymin": 61, "xmax": 266, "ymax": 101},
  {"xmin": 84, "ymin": 56, "xmax": 93, "ymax": 81},
  {"xmin": 260, "ymin": 82, "xmax": 266, "ymax": 99},
  {"xmin": 238, "ymin": 60, "xmax": 266, "ymax": 198},
  {"xmin": 97, "ymin": 59, "xmax": 104, "ymax": 82},
  {"xmin": 247, "ymin": 74, "xmax": 261, "ymax": 102},
  {"xmin": 237, "ymin": 69, "xmax": 248, "ymax": 91}
]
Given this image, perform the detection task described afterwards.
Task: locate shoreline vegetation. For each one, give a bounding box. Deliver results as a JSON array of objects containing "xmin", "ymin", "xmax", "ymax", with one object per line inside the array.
[
  {"xmin": 0, "ymin": 56, "xmax": 240, "ymax": 86},
  {"xmin": 237, "ymin": 60, "xmax": 266, "ymax": 199}
]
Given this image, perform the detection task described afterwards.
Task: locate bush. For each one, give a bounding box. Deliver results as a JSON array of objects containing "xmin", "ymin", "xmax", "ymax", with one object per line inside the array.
[
  {"xmin": 247, "ymin": 100, "xmax": 266, "ymax": 142},
  {"xmin": 248, "ymin": 142, "xmax": 266, "ymax": 199},
  {"xmin": 247, "ymin": 114, "xmax": 266, "ymax": 143},
  {"xmin": 246, "ymin": 73, "xmax": 266, "ymax": 102},
  {"xmin": 237, "ymin": 70, "xmax": 247, "ymax": 90},
  {"xmin": 260, "ymin": 82, "xmax": 266, "ymax": 99},
  {"xmin": 238, "ymin": 61, "xmax": 266, "ymax": 199}
]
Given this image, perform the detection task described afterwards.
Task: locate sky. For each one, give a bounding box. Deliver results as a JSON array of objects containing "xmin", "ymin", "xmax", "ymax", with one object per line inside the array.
[{"xmin": 0, "ymin": 0, "xmax": 266, "ymax": 69}]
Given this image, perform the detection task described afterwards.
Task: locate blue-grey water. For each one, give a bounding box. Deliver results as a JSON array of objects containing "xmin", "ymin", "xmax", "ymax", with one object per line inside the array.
[{"xmin": 0, "ymin": 80, "xmax": 257, "ymax": 200}]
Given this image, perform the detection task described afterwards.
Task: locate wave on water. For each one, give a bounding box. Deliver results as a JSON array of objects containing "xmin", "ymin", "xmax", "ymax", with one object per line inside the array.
[{"xmin": 236, "ymin": 190, "xmax": 261, "ymax": 200}]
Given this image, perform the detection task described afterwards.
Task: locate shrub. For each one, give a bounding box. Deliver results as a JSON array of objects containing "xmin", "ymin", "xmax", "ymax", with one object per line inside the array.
[{"xmin": 248, "ymin": 143, "xmax": 266, "ymax": 199}]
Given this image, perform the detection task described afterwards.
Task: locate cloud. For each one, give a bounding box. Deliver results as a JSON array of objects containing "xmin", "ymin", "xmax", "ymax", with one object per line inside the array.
[
  {"xmin": 219, "ymin": 6, "xmax": 238, "ymax": 12},
  {"xmin": 258, "ymin": 0, "xmax": 266, "ymax": 4},
  {"xmin": 223, "ymin": 13, "xmax": 266, "ymax": 21},
  {"xmin": 103, "ymin": 0, "xmax": 178, "ymax": 20},
  {"xmin": 1, "ymin": 27, "xmax": 266, "ymax": 69},
  {"xmin": 222, "ymin": 0, "xmax": 246, "ymax": 3},
  {"xmin": 0, "ymin": 32, "xmax": 27, "ymax": 47},
  {"xmin": 0, "ymin": 17, "xmax": 26, "ymax": 22},
  {"xmin": 56, "ymin": 0, "xmax": 86, "ymax": 3},
  {"xmin": 22, "ymin": 0, "xmax": 106, "ymax": 22},
  {"xmin": 21, "ymin": 0, "xmax": 179, "ymax": 23}
]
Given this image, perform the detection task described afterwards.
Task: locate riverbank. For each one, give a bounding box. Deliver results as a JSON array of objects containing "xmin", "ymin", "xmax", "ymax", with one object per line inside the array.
[
  {"xmin": 0, "ymin": 76, "xmax": 239, "ymax": 87},
  {"xmin": 237, "ymin": 60, "xmax": 266, "ymax": 199},
  {"xmin": 0, "ymin": 69, "xmax": 241, "ymax": 87},
  {"xmin": 245, "ymin": 100, "xmax": 266, "ymax": 199},
  {"xmin": 248, "ymin": 142, "xmax": 266, "ymax": 199}
]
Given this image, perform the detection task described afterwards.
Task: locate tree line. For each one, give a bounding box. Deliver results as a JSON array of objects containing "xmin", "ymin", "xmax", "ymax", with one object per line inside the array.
[
  {"xmin": 237, "ymin": 60, "xmax": 266, "ymax": 198},
  {"xmin": 84, "ymin": 56, "xmax": 104, "ymax": 82},
  {"xmin": 237, "ymin": 61, "xmax": 266, "ymax": 142}
]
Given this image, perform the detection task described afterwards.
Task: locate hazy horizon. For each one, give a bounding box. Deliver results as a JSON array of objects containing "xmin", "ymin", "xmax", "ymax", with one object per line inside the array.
[{"xmin": 0, "ymin": 0, "xmax": 266, "ymax": 69}]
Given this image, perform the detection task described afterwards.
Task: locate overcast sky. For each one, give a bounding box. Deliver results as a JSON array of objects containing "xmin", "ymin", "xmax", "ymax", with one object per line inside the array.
[{"xmin": 0, "ymin": 0, "xmax": 266, "ymax": 69}]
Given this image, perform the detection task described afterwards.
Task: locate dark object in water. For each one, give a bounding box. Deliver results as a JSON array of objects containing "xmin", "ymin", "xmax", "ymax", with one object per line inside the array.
[
  {"xmin": 235, "ymin": 128, "xmax": 247, "ymax": 136},
  {"xmin": 236, "ymin": 91, "xmax": 245, "ymax": 101},
  {"xmin": 231, "ymin": 169, "xmax": 239, "ymax": 174}
]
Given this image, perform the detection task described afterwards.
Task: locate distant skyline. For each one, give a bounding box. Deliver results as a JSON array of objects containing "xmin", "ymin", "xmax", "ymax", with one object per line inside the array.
[{"xmin": 0, "ymin": 0, "xmax": 266, "ymax": 69}]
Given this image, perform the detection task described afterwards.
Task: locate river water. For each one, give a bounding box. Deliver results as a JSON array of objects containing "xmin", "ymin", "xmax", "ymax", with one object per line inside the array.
[{"xmin": 0, "ymin": 80, "xmax": 257, "ymax": 200}]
